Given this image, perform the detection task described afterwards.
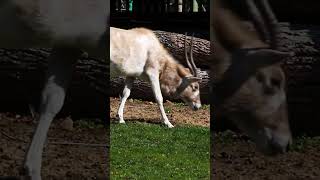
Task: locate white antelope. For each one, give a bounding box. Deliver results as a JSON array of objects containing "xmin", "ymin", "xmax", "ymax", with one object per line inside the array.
[
  {"xmin": 110, "ymin": 27, "xmax": 202, "ymax": 128},
  {"xmin": 0, "ymin": 1, "xmax": 108, "ymax": 179},
  {"xmin": 211, "ymin": 0, "xmax": 294, "ymax": 154}
]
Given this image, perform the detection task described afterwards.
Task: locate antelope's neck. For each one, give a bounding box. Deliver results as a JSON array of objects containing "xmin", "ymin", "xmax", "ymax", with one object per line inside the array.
[{"xmin": 159, "ymin": 60, "xmax": 184, "ymax": 97}]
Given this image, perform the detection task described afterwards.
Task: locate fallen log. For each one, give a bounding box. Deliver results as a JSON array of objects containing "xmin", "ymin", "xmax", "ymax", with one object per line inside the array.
[
  {"xmin": 110, "ymin": 69, "xmax": 210, "ymax": 104},
  {"xmin": 227, "ymin": 0, "xmax": 320, "ymax": 25},
  {"xmin": 0, "ymin": 48, "xmax": 108, "ymax": 118},
  {"xmin": 154, "ymin": 31, "xmax": 210, "ymax": 69}
]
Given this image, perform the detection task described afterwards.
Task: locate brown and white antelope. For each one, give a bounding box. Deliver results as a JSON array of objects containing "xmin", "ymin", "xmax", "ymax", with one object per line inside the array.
[
  {"xmin": 211, "ymin": 0, "xmax": 294, "ymax": 155},
  {"xmin": 110, "ymin": 27, "xmax": 202, "ymax": 128},
  {"xmin": 0, "ymin": 1, "xmax": 108, "ymax": 179}
]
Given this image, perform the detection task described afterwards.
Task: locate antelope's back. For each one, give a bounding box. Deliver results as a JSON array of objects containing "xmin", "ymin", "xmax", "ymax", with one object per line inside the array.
[
  {"xmin": 0, "ymin": 0, "xmax": 108, "ymax": 49},
  {"xmin": 110, "ymin": 27, "xmax": 160, "ymax": 77}
]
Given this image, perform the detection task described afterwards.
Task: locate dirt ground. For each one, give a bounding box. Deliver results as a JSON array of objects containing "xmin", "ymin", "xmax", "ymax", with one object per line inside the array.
[
  {"xmin": 110, "ymin": 97, "xmax": 210, "ymax": 127},
  {"xmin": 0, "ymin": 112, "xmax": 108, "ymax": 179},
  {"xmin": 212, "ymin": 131, "xmax": 320, "ymax": 180}
]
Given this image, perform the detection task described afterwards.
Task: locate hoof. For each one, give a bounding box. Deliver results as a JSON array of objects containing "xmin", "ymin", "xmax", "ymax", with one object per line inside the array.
[{"xmin": 165, "ymin": 123, "xmax": 174, "ymax": 128}]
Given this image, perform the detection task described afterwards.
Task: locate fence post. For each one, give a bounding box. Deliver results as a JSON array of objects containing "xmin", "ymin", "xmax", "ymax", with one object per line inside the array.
[{"xmin": 193, "ymin": 0, "xmax": 198, "ymax": 12}]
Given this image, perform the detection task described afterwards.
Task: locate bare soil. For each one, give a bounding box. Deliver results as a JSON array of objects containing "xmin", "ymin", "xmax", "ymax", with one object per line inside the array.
[
  {"xmin": 0, "ymin": 112, "xmax": 108, "ymax": 179},
  {"xmin": 211, "ymin": 131, "xmax": 320, "ymax": 180},
  {"xmin": 110, "ymin": 97, "xmax": 210, "ymax": 127}
]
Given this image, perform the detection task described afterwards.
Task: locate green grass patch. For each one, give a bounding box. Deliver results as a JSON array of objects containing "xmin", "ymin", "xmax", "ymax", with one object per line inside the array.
[
  {"xmin": 173, "ymin": 102, "xmax": 186, "ymax": 108},
  {"xmin": 111, "ymin": 122, "xmax": 210, "ymax": 179},
  {"xmin": 172, "ymin": 102, "xmax": 210, "ymax": 110},
  {"xmin": 214, "ymin": 130, "xmax": 237, "ymax": 145},
  {"xmin": 164, "ymin": 107, "xmax": 172, "ymax": 113},
  {"xmin": 290, "ymin": 135, "xmax": 320, "ymax": 152},
  {"xmin": 75, "ymin": 119, "xmax": 104, "ymax": 129},
  {"xmin": 201, "ymin": 104, "xmax": 210, "ymax": 110}
]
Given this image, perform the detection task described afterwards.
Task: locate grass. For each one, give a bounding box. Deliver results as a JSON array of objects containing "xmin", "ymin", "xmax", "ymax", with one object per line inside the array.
[
  {"xmin": 290, "ymin": 135, "xmax": 320, "ymax": 152},
  {"xmin": 213, "ymin": 130, "xmax": 238, "ymax": 145},
  {"xmin": 110, "ymin": 122, "xmax": 210, "ymax": 179},
  {"xmin": 171, "ymin": 102, "xmax": 210, "ymax": 110},
  {"xmin": 75, "ymin": 118, "xmax": 105, "ymax": 129}
]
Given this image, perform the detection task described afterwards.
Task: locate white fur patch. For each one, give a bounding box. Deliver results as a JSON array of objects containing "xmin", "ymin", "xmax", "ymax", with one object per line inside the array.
[{"xmin": 194, "ymin": 102, "xmax": 202, "ymax": 109}]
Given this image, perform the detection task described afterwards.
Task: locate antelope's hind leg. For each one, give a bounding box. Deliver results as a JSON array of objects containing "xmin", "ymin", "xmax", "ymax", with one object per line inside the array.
[
  {"xmin": 23, "ymin": 48, "xmax": 81, "ymax": 180},
  {"xmin": 117, "ymin": 77, "xmax": 134, "ymax": 124}
]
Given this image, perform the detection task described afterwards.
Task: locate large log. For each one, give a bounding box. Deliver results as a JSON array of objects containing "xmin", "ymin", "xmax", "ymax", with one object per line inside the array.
[
  {"xmin": 226, "ymin": 1, "xmax": 320, "ymax": 25},
  {"xmin": 279, "ymin": 23, "xmax": 320, "ymax": 135},
  {"xmin": 110, "ymin": 69, "xmax": 210, "ymax": 104},
  {"xmin": 154, "ymin": 31, "xmax": 211, "ymax": 69},
  {"xmin": 0, "ymin": 48, "xmax": 108, "ymax": 118}
]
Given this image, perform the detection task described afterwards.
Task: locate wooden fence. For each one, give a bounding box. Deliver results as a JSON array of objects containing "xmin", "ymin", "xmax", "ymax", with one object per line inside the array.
[
  {"xmin": 110, "ymin": 0, "xmax": 209, "ymax": 39},
  {"xmin": 111, "ymin": 0, "xmax": 209, "ymax": 14}
]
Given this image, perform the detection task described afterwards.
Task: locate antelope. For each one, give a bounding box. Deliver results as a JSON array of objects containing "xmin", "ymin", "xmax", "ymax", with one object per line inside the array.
[
  {"xmin": 0, "ymin": 1, "xmax": 108, "ymax": 179},
  {"xmin": 211, "ymin": 0, "xmax": 294, "ymax": 155},
  {"xmin": 110, "ymin": 27, "xmax": 202, "ymax": 128}
]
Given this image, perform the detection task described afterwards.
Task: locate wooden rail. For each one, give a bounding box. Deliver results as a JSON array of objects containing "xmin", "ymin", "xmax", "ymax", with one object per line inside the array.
[{"xmin": 110, "ymin": 0, "xmax": 210, "ymax": 39}]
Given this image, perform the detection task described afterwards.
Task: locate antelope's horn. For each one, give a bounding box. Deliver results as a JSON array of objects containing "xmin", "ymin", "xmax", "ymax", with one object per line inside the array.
[
  {"xmin": 189, "ymin": 33, "xmax": 198, "ymax": 77},
  {"xmin": 184, "ymin": 32, "xmax": 196, "ymax": 75},
  {"xmin": 258, "ymin": 0, "xmax": 281, "ymax": 49}
]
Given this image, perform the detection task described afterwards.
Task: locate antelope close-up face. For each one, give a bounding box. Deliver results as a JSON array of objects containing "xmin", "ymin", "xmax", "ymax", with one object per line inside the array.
[
  {"xmin": 211, "ymin": 0, "xmax": 293, "ymax": 155},
  {"xmin": 179, "ymin": 80, "xmax": 201, "ymax": 111}
]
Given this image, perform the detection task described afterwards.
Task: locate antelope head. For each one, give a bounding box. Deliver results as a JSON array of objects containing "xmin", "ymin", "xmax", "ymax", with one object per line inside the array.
[
  {"xmin": 170, "ymin": 33, "xmax": 202, "ymax": 111},
  {"xmin": 211, "ymin": 0, "xmax": 294, "ymax": 155}
]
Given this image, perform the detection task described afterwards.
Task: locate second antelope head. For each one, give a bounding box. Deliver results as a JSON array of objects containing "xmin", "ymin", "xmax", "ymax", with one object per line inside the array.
[{"xmin": 211, "ymin": 0, "xmax": 294, "ymax": 155}]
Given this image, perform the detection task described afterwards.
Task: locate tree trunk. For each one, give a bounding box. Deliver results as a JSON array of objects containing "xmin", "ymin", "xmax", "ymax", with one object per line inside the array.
[
  {"xmin": 154, "ymin": 31, "xmax": 211, "ymax": 69},
  {"xmin": 110, "ymin": 69, "xmax": 210, "ymax": 103},
  {"xmin": 278, "ymin": 23, "xmax": 320, "ymax": 135},
  {"xmin": 0, "ymin": 48, "xmax": 108, "ymax": 118},
  {"xmin": 228, "ymin": 1, "xmax": 320, "ymax": 25}
]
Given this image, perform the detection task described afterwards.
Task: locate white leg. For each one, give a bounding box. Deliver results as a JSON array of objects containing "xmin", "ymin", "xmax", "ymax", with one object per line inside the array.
[
  {"xmin": 23, "ymin": 48, "xmax": 80, "ymax": 180},
  {"xmin": 117, "ymin": 77, "xmax": 134, "ymax": 124},
  {"xmin": 147, "ymin": 72, "xmax": 174, "ymax": 128}
]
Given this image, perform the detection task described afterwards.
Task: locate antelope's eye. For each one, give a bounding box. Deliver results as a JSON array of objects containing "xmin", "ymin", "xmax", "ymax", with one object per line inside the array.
[
  {"xmin": 271, "ymin": 78, "xmax": 281, "ymax": 87},
  {"xmin": 192, "ymin": 85, "xmax": 198, "ymax": 91}
]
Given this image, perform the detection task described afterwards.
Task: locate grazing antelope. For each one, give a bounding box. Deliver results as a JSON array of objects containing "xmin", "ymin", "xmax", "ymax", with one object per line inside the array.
[
  {"xmin": 211, "ymin": 0, "xmax": 294, "ymax": 155},
  {"xmin": 0, "ymin": 1, "xmax": 108, "ymax": 179},
  {"xmin": 110, "ymin": 27, "xmax": 202, "ymax": 128}
]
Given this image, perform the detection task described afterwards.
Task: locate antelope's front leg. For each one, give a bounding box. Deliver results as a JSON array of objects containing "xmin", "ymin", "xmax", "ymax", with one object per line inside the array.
[
  {"xmin": 147, "ymin": 72, "xmax": 174, "ymax": 128},
  {"xmin": 23, "ymin": 48, "xmax": 80, "ymax": 180},
  {"xmin": 117, "ymin": 77, "xmax": 134, "ymax": 124}
]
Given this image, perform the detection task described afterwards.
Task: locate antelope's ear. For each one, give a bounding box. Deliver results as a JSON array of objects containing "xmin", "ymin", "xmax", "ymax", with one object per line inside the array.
[
  {"xmin": 185, "ymin": 76, "xmax": 201, "ymax": 83},
  {"xmin": 177, "ymin": 65, "xmax": 189, "ymax": 77}
]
